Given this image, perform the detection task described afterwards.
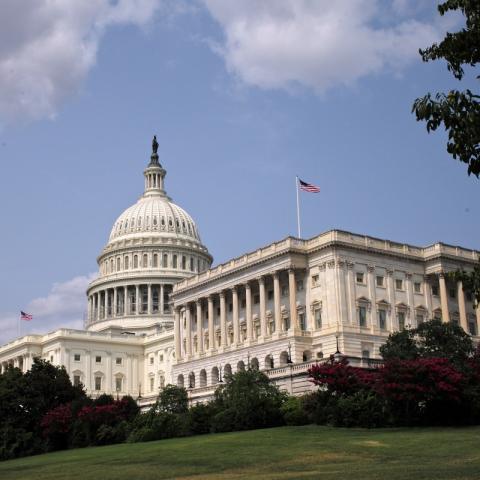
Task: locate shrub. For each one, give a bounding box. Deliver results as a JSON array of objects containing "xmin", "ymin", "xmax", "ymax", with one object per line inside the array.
[{"xmin": 281, "ymin": 396, "xmax": 310, "ymax": 426}]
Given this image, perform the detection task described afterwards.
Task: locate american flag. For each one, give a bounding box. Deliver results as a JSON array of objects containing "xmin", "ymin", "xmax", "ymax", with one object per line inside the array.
[
  {"xmin": 20, "ymin": 311, "xmax": 33, "ymax": 321},
  {"xmin": 299, "ymin": 178, "xmax": 320, "ymax": 193}
]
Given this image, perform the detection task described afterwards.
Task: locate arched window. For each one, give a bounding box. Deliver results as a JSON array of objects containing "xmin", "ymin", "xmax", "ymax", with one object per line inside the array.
[
  {"xmin": 143, "ymin": 254, "xmax": 148, "ymax": 268},
  {"xmin": 211, "ymin": 366, "xmax": 219, "ymax": 385},
  {"xmin": 153, "ymin": 216, "xmax": 157, "ymax": 226},
  {"xmin": 133, "ymin": 255, "xmax": 138, "ymax": 268},
  {"xmin": 153, "ymin": 254, "xmax": 158, "ymax": 267},
  {"xmin": 177, "ymin": 374, "xmax": 184, "ymax": 388},
  {"xmin": 163, "ymin": 254, "xmax": 168, "ymax": 268},
  {"xmin": 190, "ymin": 257, "xmax": 194, "ymax": 271},
  {"xmin": 124, "ymin": 256, "xmax": 129, "ymax": 270},
  {"xmin": 173, "ymin": 255, "xmax": 177, "ymax": 268},
  {"xmin": 199, "ymin": 369, "xmax": 207, "ymax": 387},
  {"xmin": 116, "ymin": 257, "xmax": 121, "ymax": 271},
  {"xmin": 110, "ymin": 259, "xmax": 114, "ymax": 273},
  {"xmin": 161, "ymin": 217, "xmax": 165, "ymax": 226},
  {"xmin": 182, "ymin": 256, "xmax": 186, "ymax": 270}
]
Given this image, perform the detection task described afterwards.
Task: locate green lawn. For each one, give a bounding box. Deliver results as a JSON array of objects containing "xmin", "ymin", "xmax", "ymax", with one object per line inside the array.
[{"xmin": 1, "ymin": 425, "xmax": 479, "ymax": 480}]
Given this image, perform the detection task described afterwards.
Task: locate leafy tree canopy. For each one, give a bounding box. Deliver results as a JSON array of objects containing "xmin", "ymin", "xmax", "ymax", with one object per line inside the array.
[
  {"xmin": 412, "ymin": 0, "xmax": 480, "ymax": 177},
  {"xmin": 154, "ymin": 384, "xmax": 188, "ymax": 415}
]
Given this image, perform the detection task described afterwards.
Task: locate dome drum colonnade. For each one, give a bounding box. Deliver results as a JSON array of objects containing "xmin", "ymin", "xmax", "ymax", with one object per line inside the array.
[{"xmin": 86, "ymin": 137, "xmax": 212, "ymax": 331}]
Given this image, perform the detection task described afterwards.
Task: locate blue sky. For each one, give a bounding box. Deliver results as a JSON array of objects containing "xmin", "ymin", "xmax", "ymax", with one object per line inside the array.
[{"xmin": 0, "ymin": 0, "xmax": 478, "ymax": 343}]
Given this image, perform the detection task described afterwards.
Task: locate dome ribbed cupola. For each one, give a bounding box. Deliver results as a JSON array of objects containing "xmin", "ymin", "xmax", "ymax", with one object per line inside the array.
[{"xmin": 86, "ymin": 136, "xmax": 212, "ymax": 333}]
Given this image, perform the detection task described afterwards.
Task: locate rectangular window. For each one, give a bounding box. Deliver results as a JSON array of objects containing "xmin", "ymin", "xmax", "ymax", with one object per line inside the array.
[
  {"xmin": 217, "ymin": 307, "xmax": 220, "ymax": 315},
  {"xmin": 432, "ymin": 285, "xmax": 439, "ymax": 296},
  {"xmin": 358, "ymin": 306, "xmax": 367, "ymax": 327},
  {"xmin": 159, "ymin": 354, "xmax": 164, "ymax": 362},
  {"xmin": 378, "ymin": 309, "xmax": 386, "ymax": 330},
  {"xmin": 466, "ymin": 291, "xmax": 473, "ymax": 302},
  {"xmin": 414, "ymin": 282, "xmax": 422, "ymax": 294},
  {"xmin": 115, "ymin": 377, "xmax": 122, "ymax": 392},
  {"xmin": 95, "ymin": 376, "xmax": 102, "ymax": 391},
  {"xmin": 268, "ymin": 290, "xmax": 274, "ymax": 300},
  {"xmin": 362, "ymin": 350, "xmax": 370, "ymax": 359},
  {"xmin": 115, "ymin": 357, "xmax": 122, "ymax": 365},
  {"xmin": 395, "ymin": 279, "xmax": 403, "ymax": 290},
  {"xmin": 376, "ymin": 276, "xmax": 384, "ymax": 287},
  {"xmin": 73, "ymin": 375, "xmax": 81, "ymax": 387},
  {"xmin": 314, "ymin": 309, "xmax": 322, "ymax": 329},
  {"xmin": 74, "ymin": 354, "xmax": 81, "ymax": 362},
  {"xmin": 150, "ymin": 377, "xmax": 154, "ymax": 392},
  {"xmin": 241, "ymin": 299, "xmax": 246, "ymax": 308},
  {"xmin": 297, "ymin": 280, "xmax": 304, "ymax": 292},
  {"xmin": 228, "ymin": 303, "xmax": 233, "ymax": 312},
  {"xmin": 356, "ymin": 272, "xmax": 365, "ymax": 284},
  {"xmin": 311, "ymin": 274, "xmax": 319, "ymax": 287},
  {"xmin": 95, "ymin": 356, "xmax": 102, "ymax": 363},
  {"xmin": 299, "ymin": 313, "xmax": 306, "ymax": 330},
  {"xmin": 149, "ymin": 357, "xmax": 154, "ymax": 365},
  {"xmin": 449, "ymin": 288, "xmax": 456, "ymax": 299},
  {"xmin": 398, "ymin": 311, "xmax": 406, "ymax": 330},
  {"xmin": 416, "ymin": 314, "xmax": 424, "ymax": 325},
  {"xmin": 253, "ymin": 294, "xmax": 260, "ymax": 305},
  {"xmin": 281, "ymin": 285, "xmax": 289, "ymax": 297}
]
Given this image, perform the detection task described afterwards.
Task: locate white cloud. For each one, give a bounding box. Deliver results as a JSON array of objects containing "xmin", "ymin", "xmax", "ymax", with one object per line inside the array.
[
  {"xmin": 0, "ymin": 0, "xmax": 164, "ymax": 125},
  {"xmin": 202, "ymin": 0, "xmax": 443, "ymax": 93},
  {"xmin": 0, "ymin": 273, "xmax": 97, "ymax": 344}
]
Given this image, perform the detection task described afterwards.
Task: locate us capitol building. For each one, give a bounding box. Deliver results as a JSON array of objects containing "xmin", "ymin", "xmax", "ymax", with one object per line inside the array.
[{"xmin": 1, "ymin": 139, "xmax": 479, "ymax": 405}]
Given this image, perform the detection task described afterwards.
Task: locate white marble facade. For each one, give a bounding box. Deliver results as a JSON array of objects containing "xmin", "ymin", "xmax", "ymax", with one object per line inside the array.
[{"xmin": 1, "ymin": 143, "xmax": 479, "ymax": 405}]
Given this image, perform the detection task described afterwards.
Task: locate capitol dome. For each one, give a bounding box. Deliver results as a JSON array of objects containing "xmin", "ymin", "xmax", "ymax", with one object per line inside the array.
[{"xmin": 86, "ymin": 137, "xmax": 212, "ymax": 333}]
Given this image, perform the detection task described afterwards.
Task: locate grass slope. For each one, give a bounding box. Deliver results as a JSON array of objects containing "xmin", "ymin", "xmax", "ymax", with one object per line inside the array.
[{"xmin": 1, "ymin": 425, "xmax": 479, "ymax": 480}]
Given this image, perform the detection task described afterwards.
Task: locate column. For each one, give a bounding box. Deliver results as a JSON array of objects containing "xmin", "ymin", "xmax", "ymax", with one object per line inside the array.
[
  {"xmin": 232, "ymin": 287, "xmax": 240, "ymax": 344},
  {"xmin": 273, "ymin": 272, "xmax": 281, "ymax": 333},
  {"xmin": 103, "ymin": 290, "xmax": 108, "ymax": 318},
  {"xmin": 259, "ymin": 277, "xmax": 267, "ymax": 338},
  {"xmin": 148, "ymin": 284, "xmax": 152, "ymax": 315},
  {"xmin": 245, "ymin": 284, "xmax": 253, "ymax": 341},
  {"xmin": 136, "ymin": 285, "xmax": 140, "ymax": 315},
  {"xmin": 424, "ymin": 276, "xmax": 432, "ymax": 319},
  {"xmin": 196, "ymin": 300, "xmax": 204, "ymax": 354},
  {"xmin": 367, "ymin": 266, "xmax": 377, "ymax": 329},
  {"xmin": 113, "ymin": 288, "xmax": 117, "ymax": 317},
  {"xmin": 476, "ymin": 302, "xmax": 480, "ymax": 335},
  {"xmin": 406, "ymin": 273, "xmax": 414, "ymax": 325},
  {"xmin": 185, "ymin": 305, "xmax": 192, "ymax": 357},
  {"xmin": 439, "ymin": 273, "xmax": 450, "ymax": 323},
  {"xmin": 346, "ymin": 263, "xmax": 356, "ymax": 325},
  {"xmin": 174, "ymin": 307, "xmax": 182, "ymax": 361},
  {"xmin": 288, "ymin": 269, "xmax": 297, "ymax": 331},
  {"xmin": 386, "ymin": 269, "xmax": 395, "ymax": 330},
  {"xmin": 126, "ymin": 355, "xmax": 132, "ymax": 393},
  {"xmin": 335, "ymin": 261, "xmax": 348, "ymax": 326},
  {"xmin": 457, "ymin": 281, "xmax": 468, "ymax": 332},
  {"xmin": 106, "ymin": 353, "xmax": 112, "ymax": 393},
  {"xmin": 208, "ymin": 295, "xmax": 214, "ymax": 352},
  {"xmin": 160, "ymin": 284, "xmax": 165, "ymax": 314},
  {"xmin": 124, "ymin": 286, "xmax": 128, "ymax": 315},
  {"xmin": 85, "ymin": 350, "xmax": 91, "ymax": 392},
  {"xmin": 220, "ymin": 292, "xmax": 227, "ymax": 347}
]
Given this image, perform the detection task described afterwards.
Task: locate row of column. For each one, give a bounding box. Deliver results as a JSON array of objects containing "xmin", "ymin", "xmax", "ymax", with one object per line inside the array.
[
  {"xmin": 175, "ymin": 269, "xmax": 300, "ymax": 361},
  {"xmin": 88, "ymin": 284, "xmax": 172, "ymax": 323}
]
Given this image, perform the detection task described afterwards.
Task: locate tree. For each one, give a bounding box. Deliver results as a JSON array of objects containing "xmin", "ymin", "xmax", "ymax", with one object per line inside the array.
[
  {"xmin": 380, "ymin": 319, "xmax": 474, "ymax": 366},
  {"xmin": 412, "ymin": 1, "xmax": 480, "ymax": 177},
  {"xmin": 154, "ymin": 385, "xmax": 188, "ymax": 414},
  {"xmin": 211, "ymin": 369, "xmax": 286, "ymax": 432},
  {"xmin": 451, "ymin": 262, "xmax": 480, "ymax": 305}
]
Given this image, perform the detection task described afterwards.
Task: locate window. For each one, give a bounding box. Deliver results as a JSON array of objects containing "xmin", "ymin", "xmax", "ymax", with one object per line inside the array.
[
  {"xmin": 190, "ymin": 257, "xmax": 194, "ymax": 271},
  {"xmin": 253, "ymin": 294, "xmax": 260, "ymax": 304},
  {"xmin": 115, "ymin": 357, "xmax": 122, "ymax": 365},
  {"xmin": 378, "ymin": 309, "xmax": 386, "ymax": 330},
  {"xmin": 297, "ymin": 280, "xmax": 304, "ymax": 291},
  {"xmin": 182, "ymin": 256, "xmax": 186, "ymax": 270},
  {"xmin": 153, "ymin": 254, "xmax": 158, "ymax": 267},
  {"xmin": 74, "ymin": 354, "xmax": 81, "ymax": 362},
  {"xmin": 376, "ymin": 276, "xmax": 384, "ymax": 287},
  {"xmin": 312, "ymin": 274, "xmax": 320, "ymax": 287},
  {"xmin": 228, "ymin": 303, "xmax": 233, "ymax": 313},
  {"xmin": 358, "ymin": 306, "xmax": 367, "ymax": 327},
  {"xmin": 414, "ymin": 282, "xmax": 422, "ymax": 294},
  {"xmin": 116, "ymin": 257, "xmax": 121, "ymax": 271},
  {"xmin": 314, "ymin": 308, "xmax": 322, "ymax": 329},
  {"xmin": 50, "ymin": 355, "xmax": 54, "ymax": 363},
  {"xmin": 159, "ymin": 354, "xmax": 164, "ymax": 362},
  {"xmin": 115, "ymin": 377, "xmax": 122, "ymax": 392},
  {"xmin": 73, "ymin": 375, "xmax": 81, "ymax": 387},
  {"xmin": 416, "ymin": 314, "xmax": 424, "ymax": 325},
  {"xmin": 432, "ymin": 285, "xmax": 439, "ymax": 296},
  {"xmin": 217, "ymin": 307, "xmax": 221, "ymax": 316},
  {"xmin": 95, "ymin": 376, "xmax": 102, "ymax": 391},
  {"xmin": 95, "ymin": 356, "xmax": 102, "ymax": 363},
  {"xmin": 149, "ymin": 357, "xmax": 154, "ymax": 365},
  {"xmin": 241, "ymin": 299, "xmax": 246, "ymax": 308},
  {"xmin": 173, "ymin": 255, "xmax": 177, "ymax": 268},
  {"xmin": 449, "ymin": 288, "xmax": 456, "ymax": 299},
  {"xmin": 163, "ymin": 254, "xmax": 168, "ymax": 268},
  {"xmin": 299, "ymin": 312, "xmax": 306, "ymax": 330},
  {"xmin": 466, "ymin": 291, "xmax": 473, "ymax": 302},
  {"xmin": 150, "ymin": 377, "xmax": 154, "ymax": 392},
  {"xmin": 362, "ymin": 350, "xmax": 370, "ymax": 359},
  {"xmin": 398, "ymin": 311, "xmax": 406, "ymax": 330},
  {"xmin": 133, "ymin": 255, "xmax": 138, "ymax": 268},
  {"xmin": 356, "ymin": 272, "xmax": 365, "ymax": 284},
  {"xmin": 268, "ymin": 290, "xmax": 274, "ymax": 300},
  {"xmin": 395, "ymin": 279, "xmax": 403, "ymax": 290},
  {"xmin": 281, "ymin": 285, "xmax": 288, "ymax": 297},
  {"xmin": 143, "ymin": 254, "xmax": 148, "ymax": 268},
  {"xmin": 124, "ymin": 256, "xmax": 129, "ymax": 270}
]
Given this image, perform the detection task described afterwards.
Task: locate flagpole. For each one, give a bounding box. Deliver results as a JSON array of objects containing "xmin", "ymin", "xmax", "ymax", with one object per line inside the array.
[{"xmin": 295, "ymin": 176, "xmax": 301, "ymax": 238}]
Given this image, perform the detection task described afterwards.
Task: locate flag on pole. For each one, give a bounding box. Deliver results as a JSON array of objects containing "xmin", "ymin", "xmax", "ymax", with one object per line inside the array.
[
  {"xmin": 298, "ymin": 178, "xmax": 320, "ymax": 193},
  {"xmin": 20, "ymin": 311, "xmax": 33, "ymax": 321}
]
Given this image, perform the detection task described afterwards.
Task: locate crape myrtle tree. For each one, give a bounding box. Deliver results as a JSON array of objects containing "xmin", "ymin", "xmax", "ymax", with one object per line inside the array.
[{"xmin": 412, "ymin": 1, "xmax": 480, "ymax": 177}]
